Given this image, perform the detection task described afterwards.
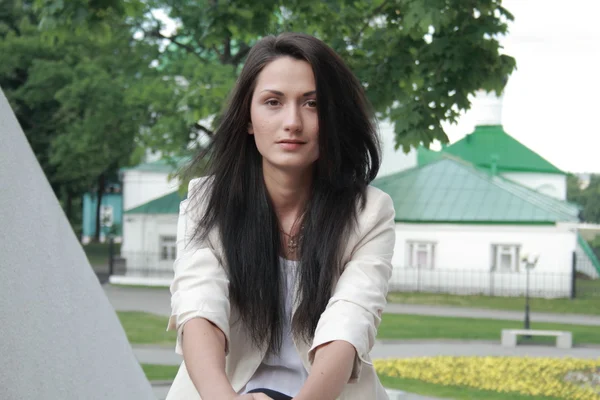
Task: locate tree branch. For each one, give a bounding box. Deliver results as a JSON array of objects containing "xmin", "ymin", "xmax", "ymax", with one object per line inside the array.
[
  {"xmin": 231, "ymin": 42, "xmax": 251, "ymax": 66},
  {"xmin": 151, "ymin": 29, "xmax": 208, "ymax": 63},
  {"xmin": 211, "ymin": 44, "xmax": 223, "ymax": 62},
  {"xmin": 223, "ymin": 35, "xmax": 231, "ymax": 63},
  {"xmin": 354, "ymin": 0, "xmax": 390, "ymax": 43},
  {"xmin": 194, "ymin": 122, "xmax": 214, "ymax": 137},
  {"xmin": 145, "ymin": 11, "xmax": 207, "ymax": 63}
]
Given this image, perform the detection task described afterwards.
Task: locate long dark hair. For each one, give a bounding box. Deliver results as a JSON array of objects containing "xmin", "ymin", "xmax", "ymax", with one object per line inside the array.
[{"xmin": 188, "ymin": 32, "xmax": 380, "ymax": 353}]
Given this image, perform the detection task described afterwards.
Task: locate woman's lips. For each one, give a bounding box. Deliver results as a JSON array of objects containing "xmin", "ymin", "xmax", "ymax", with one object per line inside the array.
[{"xmin": 277, "ymin": 140, "xmax": 306, "ymax": 151}]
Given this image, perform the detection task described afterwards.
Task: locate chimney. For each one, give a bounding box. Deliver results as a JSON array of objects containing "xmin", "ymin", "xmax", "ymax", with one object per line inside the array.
[
  {"xmin": 490, "ymin": 154, "xmax": 499, "ymax": 175},
  {"xmin": 471, "ymin": 89, "xmax": 504, "ymax": 126}
]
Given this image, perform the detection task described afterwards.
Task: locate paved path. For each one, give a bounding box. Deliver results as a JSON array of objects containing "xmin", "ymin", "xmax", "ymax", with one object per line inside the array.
[
  {"xmin": 104, "ymin": 283, "xmax": 600, "ymax": 326},
  {"xmin": 135, "ymin": 341, "xmax": 600, "ymax": 367},
  {"xmin": 104, "ymin": 284, "xmax": 172, "ymax": 316}
]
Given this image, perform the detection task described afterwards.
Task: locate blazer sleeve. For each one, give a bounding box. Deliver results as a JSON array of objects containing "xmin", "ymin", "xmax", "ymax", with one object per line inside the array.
[
  {"xmin": 308, "ymin": 188, "xmax": 396, "ymax": 382},
  {"xmin": 166, "ymin": 178, "xmax": 231, "ymax": 355}
]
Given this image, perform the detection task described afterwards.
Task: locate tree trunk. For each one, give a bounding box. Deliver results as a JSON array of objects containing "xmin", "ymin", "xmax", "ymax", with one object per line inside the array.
[
  {"xmin": 65, "ymin": 189, "xmax": 73, "ymax": 222},
  {"xmin": 94, "ymin": 174, "xmax": 105, "ymax": 242}
]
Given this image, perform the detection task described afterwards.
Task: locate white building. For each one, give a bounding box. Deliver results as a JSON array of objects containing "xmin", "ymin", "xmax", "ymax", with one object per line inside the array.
[
  {"xmin": 111, "ymin": 158, "xmax": 185, "ymax": 286},
  {"xmin": 374, "ymin": 156, "xmax": 597, "ymax": 298}
]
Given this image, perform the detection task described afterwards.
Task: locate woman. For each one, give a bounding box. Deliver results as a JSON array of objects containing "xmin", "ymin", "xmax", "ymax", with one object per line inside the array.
[{"xmin": 166, "ymin": 32, "xmax": 396, "ymax": 400}]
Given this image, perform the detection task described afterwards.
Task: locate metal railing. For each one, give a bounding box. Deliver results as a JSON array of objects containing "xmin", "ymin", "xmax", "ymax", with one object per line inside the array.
[{"xmin": 105, "ymin": 247, "xmax": 600, "ymax": 299}]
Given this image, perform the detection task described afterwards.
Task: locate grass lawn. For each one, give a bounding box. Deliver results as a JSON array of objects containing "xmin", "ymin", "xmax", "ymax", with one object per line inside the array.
[
  {"xmin": 117, "ymin": 311, "xmax": 177, "ymax": 345},
  {"xmin": 83, "ymin": 241, "xmax": 121, "ymax": 267},
  {"xmin": 141, "ymin": 364, "xmax": 179, "ymax": 381},
  {"xmin": 119, "ymin": 311, "xmax": 600, "ymax": 346},
  {"xmin": 110, "ymin": 283, "xmax": 169, "ymax": 290},
  {"xmin": 138, "ymin": 364, "xmax": 563, "ymax": 400},
  {"xmin": 378, "ymin": 313, "xmax": 600, "ymax": 345},
  {"xmin": 387, "ymin": 286, "xmax": 600, "ymax": 315},
  {"xmin": 378, "ymin": 375, "xmax": 562, "ymax": 400}
]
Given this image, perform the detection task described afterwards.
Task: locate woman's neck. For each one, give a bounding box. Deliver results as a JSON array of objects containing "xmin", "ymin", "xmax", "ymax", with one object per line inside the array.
[{"xmin": 262, "ymin": 164, "xmax": 312, "ymax": 228}]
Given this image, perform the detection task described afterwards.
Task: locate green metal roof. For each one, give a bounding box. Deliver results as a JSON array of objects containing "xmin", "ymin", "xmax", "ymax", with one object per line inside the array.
[
  {"xmin": 120, "ymin": 156, "xmax": 191, "ymax": 174},
  {"xmin": 419, "ymin": 125, "xmax": 564, "ymax": 174},
  {"xmin": 124, "ymin": 191, "xmax": 186, "ymax": 215},
  {"xmin": 372, "ymin": 157, "xmax": 579, "ymax": 224},
  {"xmin": 417, "ymin": 146, "xmax": 444, "ymax": 166}
]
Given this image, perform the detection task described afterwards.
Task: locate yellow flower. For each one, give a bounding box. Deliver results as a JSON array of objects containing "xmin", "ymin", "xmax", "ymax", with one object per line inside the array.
[{"xmin": 374, "ymin": 356, "xmax": 600, "ymax": 399}]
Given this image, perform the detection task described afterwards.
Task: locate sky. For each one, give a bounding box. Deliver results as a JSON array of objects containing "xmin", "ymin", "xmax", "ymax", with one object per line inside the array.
[{"xmin": 442, "ymin": 0, "xmax": 600, "ymax": 173}]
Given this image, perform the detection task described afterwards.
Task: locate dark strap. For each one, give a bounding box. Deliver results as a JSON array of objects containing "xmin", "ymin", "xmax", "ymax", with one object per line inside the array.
[{"xmin": 246, "ymin": 388, "xmax": 293, "ymax": 400}]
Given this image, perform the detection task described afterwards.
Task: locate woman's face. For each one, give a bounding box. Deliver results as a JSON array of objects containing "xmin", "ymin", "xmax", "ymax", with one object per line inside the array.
[{"xmin": 249, "ymin": 56, "xmax": 319, "ymax": 174}]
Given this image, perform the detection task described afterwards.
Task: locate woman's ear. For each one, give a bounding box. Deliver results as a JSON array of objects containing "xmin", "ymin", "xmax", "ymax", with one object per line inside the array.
[{"xmin": 248, "ymin": 122, "xmax": 254, "ymax": 135}]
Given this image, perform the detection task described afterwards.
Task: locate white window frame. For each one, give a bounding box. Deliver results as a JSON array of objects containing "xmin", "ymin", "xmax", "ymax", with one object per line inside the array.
[
  {"xmin": 159, "ymin": 235, "xmax": 177, "ymax": 261},
  {"xmin": 491, "ymin": 244, "xmax": 521, "ymax": 273},
  {"xmin": 406, "ymin": 241, "xmax": 436, "ymax": 269}
]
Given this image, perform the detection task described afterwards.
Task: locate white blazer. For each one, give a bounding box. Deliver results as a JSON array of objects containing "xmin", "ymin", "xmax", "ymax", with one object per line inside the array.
[{"xmin": 166, "ymin": 177, "xmax": 396, "ymax": 400}]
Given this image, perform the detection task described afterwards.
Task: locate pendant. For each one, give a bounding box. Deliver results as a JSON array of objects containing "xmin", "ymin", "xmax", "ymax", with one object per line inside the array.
[{"xmin": 288, "ymin": 236, "xmax": 298, "ymax": 251}]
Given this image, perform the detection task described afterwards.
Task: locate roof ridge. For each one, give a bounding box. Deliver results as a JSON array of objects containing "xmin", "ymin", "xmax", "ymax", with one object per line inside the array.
[
  {"xmin": 444, "ymin": 125, "xmax": 564, "ymax": 174},
  {"xmin": 424, "ymin": 154, "xmax": 577, "ymax": 215},
  {"xmin": 450, "ymin": 160, "xmax": 577, "ymax": 220},
  {"xmin": 124, "ymin": 189, "xmax": 184, "ymax": 214}
]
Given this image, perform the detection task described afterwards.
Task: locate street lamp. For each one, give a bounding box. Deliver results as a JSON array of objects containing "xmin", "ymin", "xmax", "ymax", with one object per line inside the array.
[{"xmin": 521, "ymin": 253, "xmax": 540, "ymax": 331}]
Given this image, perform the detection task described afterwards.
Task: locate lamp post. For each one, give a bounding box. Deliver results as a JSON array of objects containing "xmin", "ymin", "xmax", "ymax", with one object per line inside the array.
[{"xmin": 521, "ymin": 253, "xmax": 539, "ymax": 332}]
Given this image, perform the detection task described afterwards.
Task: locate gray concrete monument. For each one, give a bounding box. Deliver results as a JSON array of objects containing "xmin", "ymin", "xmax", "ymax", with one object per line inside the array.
[{"xmin": 0, "ymin": 88, "xmax": 155, "ymax": 399}]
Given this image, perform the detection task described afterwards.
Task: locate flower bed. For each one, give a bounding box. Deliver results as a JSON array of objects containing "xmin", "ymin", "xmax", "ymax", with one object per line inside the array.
[{"xmin": 374, "ymin": 356, "xmax": 600, "ymax": 400}]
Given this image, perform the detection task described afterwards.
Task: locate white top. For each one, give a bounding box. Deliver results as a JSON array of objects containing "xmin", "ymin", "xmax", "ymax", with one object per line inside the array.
[{"xmin": 241, "ymin": 258, "xmax": 309, "ymax": 397}]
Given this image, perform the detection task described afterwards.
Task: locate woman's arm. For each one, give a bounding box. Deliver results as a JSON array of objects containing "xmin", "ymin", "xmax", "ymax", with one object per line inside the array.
[
  {"xmin": 182, "ymin": 318, "xmax": 237, "ymax": 399},
  {"xmin": 293, "ymin": 341, "xmax": 355, "ymax": 400},
  {"xmin": 303, "ymin": 189, "xmax": 396, "ymax": 397},
  {"xmin": 167, "ymin": 178, "xmax": 239, "ymax": 398}
]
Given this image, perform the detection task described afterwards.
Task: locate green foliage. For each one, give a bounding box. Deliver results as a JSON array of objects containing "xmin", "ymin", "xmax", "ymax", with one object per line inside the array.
[
  {"xmin": 0, "ymin": 0, "xmax": 158, "ymax": 235},
  {"xmin": 34, "ymin": 0, "xmax": 516, "ymax": 153},
  {"xmin": 2, "ymin": 0, "xmax": 520, "ymax": 233},
  {"xmin": 591, "ymin": 235, "xmax": 600, "ymax": 260},
  {"xmin": 567, "ymin": 173, "xmax": 600, "ymax": 224}
]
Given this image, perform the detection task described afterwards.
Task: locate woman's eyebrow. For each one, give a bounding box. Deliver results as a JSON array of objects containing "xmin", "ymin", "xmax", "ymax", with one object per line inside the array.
[{"xmin": 260, "ymin": 89, "xmax": 316, "ymax": 97}]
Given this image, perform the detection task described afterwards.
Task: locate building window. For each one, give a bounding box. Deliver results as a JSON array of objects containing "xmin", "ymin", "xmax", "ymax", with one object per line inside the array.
[
  {"xmin": 491, "ymin": 244, "xmax": 521, "ymax": 273},
  {"xmin": 160, "ymin": 236, "xmax": 177, "ymax": 261},
  {"xmin": 407, "ymin": 241, "xmax": 436, "ymax": 269}
]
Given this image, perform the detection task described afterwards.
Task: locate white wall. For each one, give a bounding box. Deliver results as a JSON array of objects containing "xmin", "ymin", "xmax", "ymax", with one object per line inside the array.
[
  {"xmin": 377, "ymin": 119, "xmax": 418, "ymax": 178},
  {"xmin": 0, "ymin": 89, "xmax": 154, "ymax": 399},
  {"xmin": 122, "ymin": 170, "xmax": 179, "ymax": 211},
  {"xmin": 501, "ymin": 172, "xmax": 567, "ymax": 200},
  {"xmin": 121, "ymin": 214, "xmax": 178, "ymax": 278},
  {"xmin": 391, "ymin": 223, "xmax": 577, "ymax": 298}
]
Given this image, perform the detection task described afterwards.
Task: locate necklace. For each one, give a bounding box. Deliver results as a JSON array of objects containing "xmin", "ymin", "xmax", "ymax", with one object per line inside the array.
[
  {"xmin": 280, "ymin": 210, "xmax": 306, "ymax": 254},
  {"xmin": 281, "ymin": 230, "xmax": 302, "ymax": 252}
]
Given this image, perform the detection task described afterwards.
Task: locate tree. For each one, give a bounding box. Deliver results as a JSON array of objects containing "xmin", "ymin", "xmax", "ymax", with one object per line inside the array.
[
  {"xmin": 1, "ymin": 0, "xmax": 157, "ymax": 240},
  {"xmin": 34, "ymin": 0, "xmax": 516, "ymax": 154},
  {"xmin": 580, "ymin": 175, "xmax": 600, "ymax": 224},
  {"xmin": 567, "ymin": 173, "xmax": 600, "ymax": 224}
]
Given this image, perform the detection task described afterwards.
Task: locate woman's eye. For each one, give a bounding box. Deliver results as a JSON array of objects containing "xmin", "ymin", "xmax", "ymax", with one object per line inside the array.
[
  {"xmin": 265, "ymin": 99, "xmax": 280, "ymax": 106},
  {"xmin": 306, "ymin": 100, "xmax": 317, "ymax": 108}
]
